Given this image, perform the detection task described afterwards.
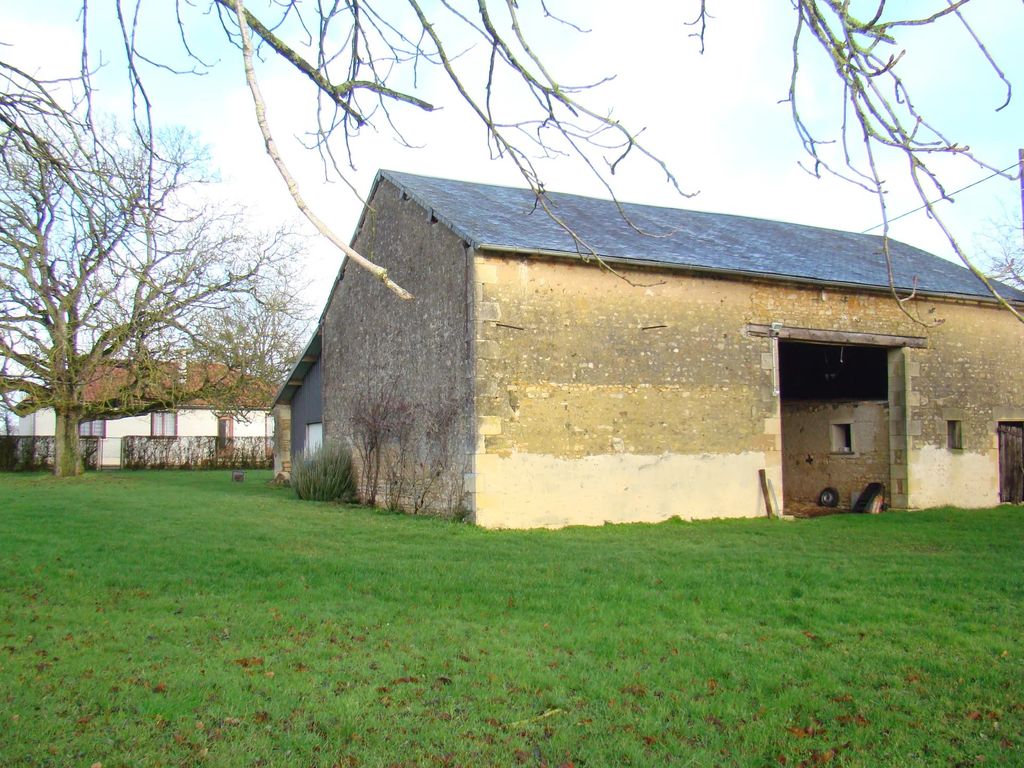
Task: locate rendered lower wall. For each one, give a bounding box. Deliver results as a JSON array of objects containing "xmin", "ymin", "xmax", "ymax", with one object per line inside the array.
[{"xmin": 476, "ymin": 451, "xmax": 775, "ymax": 528}]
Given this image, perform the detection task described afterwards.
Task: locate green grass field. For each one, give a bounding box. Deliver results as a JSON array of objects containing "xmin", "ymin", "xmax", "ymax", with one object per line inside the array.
[{"xmin": 1, "ymin": 471, "xmax": 1022, "ymax": 767}]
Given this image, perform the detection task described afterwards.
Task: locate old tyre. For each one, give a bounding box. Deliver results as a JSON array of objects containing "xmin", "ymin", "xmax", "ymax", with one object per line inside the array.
[
  {"xmin": 818, "ymin": 487, "xmax": 840, "ymax": 508},
  {"xmin": 854, "ymin": 482, "xmax": 886, "ymax": 514}
]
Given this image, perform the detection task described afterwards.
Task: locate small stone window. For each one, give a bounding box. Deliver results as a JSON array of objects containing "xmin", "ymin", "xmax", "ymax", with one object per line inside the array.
[
  {"xmin": 831, "ymin": 423, "xmax": 853, "ymax": 454},
  {"xmin": 947, "ymin": 420, "xmax": 963, "ymax": 450}
]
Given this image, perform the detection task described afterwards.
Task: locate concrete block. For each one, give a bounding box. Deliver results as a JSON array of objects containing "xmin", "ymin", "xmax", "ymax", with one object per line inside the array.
[
  {"xmin": 479, "ymin": 416, "xmax": 502, "ymax": 436},
  {"xmin": 476, "ymin": 263, "xmax": 499, "ymax": 284},
  {"xmin": 474, "ymin": 453, "xmax": 502, "ymax": 474},
  {"xmin": 475, "ymin": 378, "xmax": 500, "ymax": 398},
  {"xmin": 477, "ymin": 302, "xmax": 502, "ymax": 322},
  {"xmin": 476, "ymin": 340, "xmax": 500, "ymax": 360}
]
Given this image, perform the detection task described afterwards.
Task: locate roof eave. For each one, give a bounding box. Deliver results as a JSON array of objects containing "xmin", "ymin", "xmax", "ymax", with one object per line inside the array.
[
  {"xmin": 476, "ymin": 244, "xmax": 1024, "ymax": 307},
  {"xmin": 272, "ymin": 328, "xmax": 323, "ymax": 407}
]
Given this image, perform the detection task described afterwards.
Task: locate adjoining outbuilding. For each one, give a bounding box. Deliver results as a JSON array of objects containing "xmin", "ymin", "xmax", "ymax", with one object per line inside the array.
[{"xmin": 274, "ymin": 170, "xmax": 1024, "ymax": 526}]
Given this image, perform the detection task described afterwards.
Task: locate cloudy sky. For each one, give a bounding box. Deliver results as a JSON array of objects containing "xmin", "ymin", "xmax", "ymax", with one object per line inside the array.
[{"xmin": 3, "ymin": 1, "xmax": 1022, "ymax": 311}]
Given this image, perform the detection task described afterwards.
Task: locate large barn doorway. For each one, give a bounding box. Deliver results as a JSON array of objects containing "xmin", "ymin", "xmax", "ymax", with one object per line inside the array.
[
  {"xmin": 999, "ymin": 422, "xmax": 1024, "ymax": 503},
  {"xmin": 778, "ymin": 341, "xmax": 892, "ymax": 513}
]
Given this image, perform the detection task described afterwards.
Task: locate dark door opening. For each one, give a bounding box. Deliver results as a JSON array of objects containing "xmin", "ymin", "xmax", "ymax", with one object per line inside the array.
[
  {"xmin": 779, "ymin": 341, "xmax": 888, "ymax": 400},
  {"xmin": 998, "ymin": 422, "xmax": 1024, "ymax": 504},
  {"xmin": 778, "ymin": 341, "xmax": 892, "ymax": 512}
]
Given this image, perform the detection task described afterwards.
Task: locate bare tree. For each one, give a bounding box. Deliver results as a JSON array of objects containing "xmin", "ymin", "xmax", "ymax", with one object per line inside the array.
[
  {"xmin": 780, "ymin": 1, "xmax": 1021, "ymax": 320},
  {"xmin": 0, "ymin": 67, "xmax": 299, "ymax": 476},
  {"xmin": 978, "ymin": 214, "xmax": 1024, "ymax": 290},
  {"xmin": 103, "ymin": 1, "xmax": 1023, "ymax": 317},
  {"xmin": 1, "ymin": 405, "xmax": 13, "ymax": 437},
  {"xmin": 190, "ymin": 285, "xmax": 311, "ymax": 400},
  {"xmin": 3, "ymin": 3, "xmax": 1021, "ymax": 315}
]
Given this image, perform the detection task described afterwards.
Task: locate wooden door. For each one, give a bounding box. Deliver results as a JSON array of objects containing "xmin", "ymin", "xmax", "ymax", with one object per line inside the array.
[{"xmin": 998, "ymin": 422, "xmax": 1024, "ymax": 504}]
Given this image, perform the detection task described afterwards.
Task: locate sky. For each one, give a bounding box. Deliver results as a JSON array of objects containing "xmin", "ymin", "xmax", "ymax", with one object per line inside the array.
[{"xmin": 2, "ymin": 0, "xmax": 1022, "ymax": 314}]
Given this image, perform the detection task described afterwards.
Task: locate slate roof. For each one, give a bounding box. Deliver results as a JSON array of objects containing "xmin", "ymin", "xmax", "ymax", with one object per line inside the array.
[{"xmin": 379, "ymin": 170, "xmax": 1024, "ymax": 302}]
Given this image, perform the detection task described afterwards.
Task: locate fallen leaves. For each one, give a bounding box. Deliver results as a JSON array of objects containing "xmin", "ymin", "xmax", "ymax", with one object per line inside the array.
[
  {"xmin": 835, "ymin": 714, "xmax": 869, "ymax": 726},
  {"xmin": 787, "ymin": 724, "xmax": 826, "ymax": 739}
]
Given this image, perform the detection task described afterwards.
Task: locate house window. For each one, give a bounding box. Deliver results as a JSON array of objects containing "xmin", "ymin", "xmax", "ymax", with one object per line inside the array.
[
  {"xmin": 217, "ymin": 416, "xmax": 233, "ymax": 452},
  {"xmin": 151, "ymin": 412, "xmax": 177, "ymax": 437},
  {"xmin": 79, "ymin": 419, "xmax": 106, "ymax": 438},
  {"xmin": 831, "ymin": 423, "xmax": 853, "ymax": 454},
  {"xmin": 947, "ymin": 420, "xmax": 963, "ymax": 450}
]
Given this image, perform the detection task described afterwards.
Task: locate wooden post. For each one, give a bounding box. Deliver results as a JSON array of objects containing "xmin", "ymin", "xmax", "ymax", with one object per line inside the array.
[{"xmin": 759, "ymin": 469, "xmax": 776, "ymax": 518}]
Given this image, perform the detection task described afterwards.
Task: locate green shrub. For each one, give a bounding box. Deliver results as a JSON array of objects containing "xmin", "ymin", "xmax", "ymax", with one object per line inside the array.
[{"xmin": 291, "ymin": 443, "xmax": 357, "ymax": 503}]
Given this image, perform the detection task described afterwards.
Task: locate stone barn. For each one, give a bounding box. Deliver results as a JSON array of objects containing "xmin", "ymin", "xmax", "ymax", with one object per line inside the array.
[{"xmin": 274, "ymin": 170, "xmax": 1024, "ymax": 527}]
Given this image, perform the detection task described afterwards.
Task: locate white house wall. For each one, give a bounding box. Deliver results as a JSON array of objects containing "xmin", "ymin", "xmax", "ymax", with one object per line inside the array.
[{"xmin": 18, "ymin": 408, "xmax": 271, "ymax": 468}]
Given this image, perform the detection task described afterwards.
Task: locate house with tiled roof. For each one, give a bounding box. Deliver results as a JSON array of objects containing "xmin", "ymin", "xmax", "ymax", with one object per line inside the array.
[
  {"xmin": 20, "ymin": 363, "xmax": 274, "ymax": 469},
  {"xmin": 275, "ymin": 170, "xmax": 1024, "ymax": 525}
]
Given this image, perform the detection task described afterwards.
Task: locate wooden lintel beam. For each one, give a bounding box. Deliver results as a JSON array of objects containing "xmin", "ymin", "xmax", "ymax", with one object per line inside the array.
[{"xmin": 746, "ymin": 323, "xmax": 928, "ymax": 349}]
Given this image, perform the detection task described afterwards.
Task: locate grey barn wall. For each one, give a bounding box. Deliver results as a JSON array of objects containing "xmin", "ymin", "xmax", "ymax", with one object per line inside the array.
[
  {"xmin": 321, "ymin": 178, "xmax": 475, "ymax": 512},
  {"xmin": 290, "ymin": 355, "xmax": 323, "ymax": 458}
]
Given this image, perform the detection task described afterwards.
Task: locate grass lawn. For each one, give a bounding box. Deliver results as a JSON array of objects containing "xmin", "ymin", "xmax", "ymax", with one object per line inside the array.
[{"xmin": 1, "ymin": 471, "xmax": 1022, "ymax": 767}]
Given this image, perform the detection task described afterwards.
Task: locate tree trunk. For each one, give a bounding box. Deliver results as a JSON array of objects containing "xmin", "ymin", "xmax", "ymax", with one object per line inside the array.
[{"xmin": 54, "ymin": 407, "xmax": 84, "ymax": 477}]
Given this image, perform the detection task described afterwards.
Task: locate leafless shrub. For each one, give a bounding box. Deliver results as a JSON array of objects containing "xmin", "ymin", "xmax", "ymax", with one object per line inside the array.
[
  {"xmin": 351, "ymin": 384, "xmax": 468, "ymax": 518},
  {"xmin": 350, "ymin": 383, "xmax": 414, "ymax": 506}
]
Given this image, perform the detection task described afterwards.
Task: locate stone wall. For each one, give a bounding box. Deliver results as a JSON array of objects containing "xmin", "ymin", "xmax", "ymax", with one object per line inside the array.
[
  {"xmin": 471, "ymin": 255, "xmax": 782, "ymax": 527},
  {"xmin": 272, "ymin": 403, "xmax": 291, "ymax": 477},
  {"xmin": 470, "ymin": 253, "xmax": 1024, "ymax": 526},
  {"xmin": 905, "ymin": 302, "xmax": 1024, "ymax": 508},
  {"xmin": 321, "ymin": 179, "xmax": 474, "ymax": 516},
  {"xmin": 781, "ymin": 400, "xmax": 890, "ymax": 507}
]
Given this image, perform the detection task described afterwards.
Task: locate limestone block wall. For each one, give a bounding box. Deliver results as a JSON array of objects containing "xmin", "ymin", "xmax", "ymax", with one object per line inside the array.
[
  {"xmin": 905, "ymin": 303, "xmax": 1024, "ymax": 508},
  {"xmin": 471, "ymin": 254, "xmax": 1024, "ymax": 526},
  {"xmin": 781, "ymin": 400, "xmax": 890, "ymax": 507},
  {"xmin": 321, "ymin": 179, "xmax": 474, "ymax": 515},
  {"xmin": 747, "ymin": 284, "xmax": 1024, "ymax": 509},
  {"xmin": 471, "ymin": 255, "xmax": 783, "ymax": 528},
  {"xmin": 273, "ymin": 404, "xmax": 291, "ymax": 477}
]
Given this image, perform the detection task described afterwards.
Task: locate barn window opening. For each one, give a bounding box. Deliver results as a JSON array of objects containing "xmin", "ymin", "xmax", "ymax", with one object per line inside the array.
[
  {"xmin": 778, "ymin": 341, "xmax": 888, "ymax": 401},
  {"xmin": 831, "ymin": 423, "xmax": 853, "ymax": 454},
  {"xmin": 947, "ymin": 420, "xmax": 963, "ymax": 450}
]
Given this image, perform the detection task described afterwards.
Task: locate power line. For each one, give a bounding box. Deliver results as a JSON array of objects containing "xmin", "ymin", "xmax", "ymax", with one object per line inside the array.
[{"xmin": 861, "ymin": 162, "xmax": 1018, "ymax": 234}]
